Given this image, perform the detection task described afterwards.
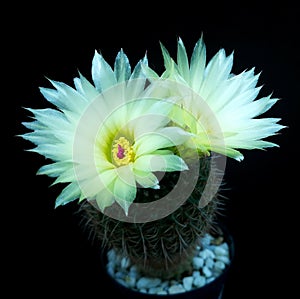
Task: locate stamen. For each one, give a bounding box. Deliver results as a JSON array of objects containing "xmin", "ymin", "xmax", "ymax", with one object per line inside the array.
[
  {"xmin": 112, "ymin": 137, "xmax": 134, "ymax": 166},
  {"xmin": 117, "ymin": 144, "xmax": 125, "ymax": 159}
]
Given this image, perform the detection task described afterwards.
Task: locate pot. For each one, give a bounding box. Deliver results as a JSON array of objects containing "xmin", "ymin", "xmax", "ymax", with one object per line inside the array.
[{"xmin": 99, "ymin": 223, "xmax": 234, "ymax": 299}]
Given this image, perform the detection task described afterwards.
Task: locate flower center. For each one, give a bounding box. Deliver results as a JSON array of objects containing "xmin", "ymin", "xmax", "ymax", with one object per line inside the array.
[{"xmin": 112, "ymin": 137, "xmax": 134, "ymax": 166}]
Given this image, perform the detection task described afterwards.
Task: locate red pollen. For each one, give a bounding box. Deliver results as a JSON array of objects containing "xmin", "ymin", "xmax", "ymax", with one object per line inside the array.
[{"xmin": 117, "ymin": 144, "xmax": 125, "ymax": 159}]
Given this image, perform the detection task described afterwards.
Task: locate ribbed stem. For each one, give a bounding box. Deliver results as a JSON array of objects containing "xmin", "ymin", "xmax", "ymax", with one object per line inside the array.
[{"xmin": 78, "ymin": 156, "xmax": 223, "ymax": 280}]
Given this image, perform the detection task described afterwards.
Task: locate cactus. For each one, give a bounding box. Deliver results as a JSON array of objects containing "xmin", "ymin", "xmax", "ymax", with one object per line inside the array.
[
  {"xmin": 20, "ymin": 35, "xmax": 284, "ymax": 287},
  {"xmin": 79, "ymin": 155, "xmax": 223, "ymax": 280}
]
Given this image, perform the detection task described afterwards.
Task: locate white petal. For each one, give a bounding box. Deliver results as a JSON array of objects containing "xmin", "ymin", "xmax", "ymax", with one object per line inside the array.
[
  {"xmin": 130, "ymin": 55, "xmax": 148, "ymax": 80},
  {"xmin": 212, "ymin": 146, "xmax": 244, "ymax": 162},
  {"xmin": 39, "ymin": 87, "xmax": 66, "ymax": 110},
  {"xmin": 177, "ymin": 37, "xmax": 190, "ymax": 82},
  {"xmin": 190, "ymin": 35, "xmax": 206, "ymax": 90},
  {"xmin": 74, "ymin": 73, "xmax": 99, "ymax": 100},
  {"xmin": 37, "ymin": 161, "xmax": 73, "ymax": 177},
  {"xmin": 199, "ymin": 49, "xmax": 233, "ymax": 98},
  {"xmin": 28, "ymin": 143, "xmax": 71, "ymax": 161},
  {"xmin": 232, "ymin": 95, "xmax": 279, "ymax": 119},
  {"xmin": 99, "ymin": 168, "xmax": 118, "ymax": 188},
  {"xmin": 114, "ymin": 49, "xmax": 131, "ymax": 82},
  {"xmin": 48, "ymin": 80, "xmax": 88, "ymax": 113},
  {"xmin": 55, "ymin": 182, "xmax": 81, "ymax": 207},
  {"xmin": 94, "ymin": 189, "xmax": 115, "ymax": 212},
  {"xmin": 133, "ymin": 169, "xmax": 159, "ymax": 188},
  {"xmin": 92, "ymin": 50, "xmax": 117, "ymax": 92},
  {"xmin": 51, "ymin": 167, "xmax": 76, "ymax": 184},
  {"xmin": 134, "ymin": 127, "xmax": 192, "ymax": 156},
  {"xmin": 126, "ymin": 58, "xmax": 149, "ymax": 100},
  {"xmin": 25, "ymin": 108, "xmax": 70, "ymax": 131},
  {"xmin": 21, "ymin": 131, "xmax": 60, "ymax": 145},
  {"xmin": 140, "ymin": 63, "xmax": 160, "ymax": 81},
  {"xmin": 160, "ymin": 42, "xmax": 173, "ymax": 70},
  {"xmin": 131, "ymin": 114, "xmax": 170, "ymax": 139},
  {"xmin": 79, "ymin": 176, "xmax": 106, "ymax": 198},
  {"xmin": 134, "ymin": 154, "xmax": 188, "ymax": 172},
  {"xmin": 114, "ymin": 165, "xmax": 137, "ymax": 215}
]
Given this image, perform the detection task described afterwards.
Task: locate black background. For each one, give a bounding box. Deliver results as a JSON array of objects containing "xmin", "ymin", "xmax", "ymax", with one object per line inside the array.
[{"xmin": 10, "ymin": 2, "xmax": 298, "ymax": 298}]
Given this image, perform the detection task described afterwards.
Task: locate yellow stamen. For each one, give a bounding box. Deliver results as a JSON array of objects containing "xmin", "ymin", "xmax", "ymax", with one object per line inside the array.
[{"xmin": 112, "ymin": 137, "xmax": 134, "ymax": 166}]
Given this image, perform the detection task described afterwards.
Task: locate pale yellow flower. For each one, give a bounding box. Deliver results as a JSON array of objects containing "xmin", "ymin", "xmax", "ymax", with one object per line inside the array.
[
  {"xmin": 143, "ymin": 36, "xmax": 285, "ymax": 161},
  {"xmin": 22, "ymin": 50, "xmax": 191, "ymax": 215}
]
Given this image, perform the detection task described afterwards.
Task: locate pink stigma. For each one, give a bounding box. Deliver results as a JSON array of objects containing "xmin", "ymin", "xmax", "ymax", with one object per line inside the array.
[{"xmin": 117, "ymin": 144, "xmax": 125, "ymax": 159}]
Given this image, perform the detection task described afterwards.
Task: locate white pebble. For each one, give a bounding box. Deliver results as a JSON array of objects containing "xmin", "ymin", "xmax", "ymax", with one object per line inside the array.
[
  {"xmin": 129, "ymin": 267, "xmax": 139, "ymax": 279},
  {"xmin": 148, "ymin": 287, "xmax": 164, "ymax": 294},
  {"xmin": 115, "ymin": 271, "xmax": 125, "ymax": 279},
  {"xmin": 193, "ymin": 257, "xmax": 204, "ymax": 269},
  {"xmin": 214, "ymin": 246, "xmax": 228, "ymax": 256},
  {"xmin": 193, "ymin": 275, "xmax": 206, "ymax": 287},
  {"xmin": 203, "ymin": 266, "xmax": 213, "ymax": 277},
  {"xmin": 106, "ymin": 262, "xmax": 115, "ymax": 277},
  {"xmin": 205, "ymin": 257, "xmax": 215, "ymax": 269},
  {"xmin": 124, "ymin": 275, "xmax": 136, "ymax": 288},
  {"xmin": 199, "ymin": 248, "xmax": 215, "ymax": 259},
  {"xmin": 201, "ymin": 234, "xmax": 214, "ymax": 247},
  {"xmin": 182, "ymin": 276, "xmax": 193, "ymax": 291},
  {"xmin": 129, "ymin": 265, "xmax": 138, "ymax": 273},
  {"xmin": 106, "ymin": 233, "xmax": 231, "ymax": 295},
  {"xmin": 168, "ymin": 284, "xmax": 185, "ymax": 294},
  {"xmin": 121, "ymin": 257, "xmax": 130, "ymax": 269},
  {"xmin": 157, "ymin": 290, "xmax": 168, "ymax": 295},
  {"xmin": 206, "ymin": 277, "xmax": 215, "ymax": 284},
  {"xmin": 170, "ymin": 279, "xmax": 179, "ymax": 285},
  {"xmin": 107, "ymin": 249, "xmax": 116, "ymax": 261},
  {"xmin": 136, "ymin": 277, "xmax": 162, "ymax": 289},
  {"xmin": 215, "ymin": 255, "xmax": 230, "ymax": 264},
  {"xmin": 214, "ymin": 261, "xmax": 226, "ymax": 271},
  {"xmin": 161, "ymin": 281, "xmax": 170, "ymax": 288},
  {"xmin": 220, "ymin": 242, "xmax": 229, "ymax": 251},
  {"xmin": 116, "ymin": 278, "xmax": 127, "ymax": 287}
]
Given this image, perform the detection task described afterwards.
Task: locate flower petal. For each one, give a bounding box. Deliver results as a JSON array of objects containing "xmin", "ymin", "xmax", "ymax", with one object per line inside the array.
[
  {"xmin": 37, "ymin": 161, "xmax": 73, "ymax": 177},
  {"xmin": 134, "ymin": 127, "xmax": 192, "ymax": 156},
  {"xmin": 133, "ymin": 169, "xmax": 159, "ymax": 188},
  {"xmin": 47, "ymin": 80, "xmax": 88, "ymax": 113},
  {"xmin": 51, "ymin": 167, "xmax": 76, "ymax": 185},
  {"xmin": 28, "ymin": 143, "xmax": 70, "ymax": 161},
  {"xmin": 134, "ymin": 154, "xmax": 188, "ymax": 172},
  {"xmin": 158, "ymin": 37, "xmax": 285, "ymax": 159},
  {"xmin": 55, "ymin": 182, "xmax": 81, "ymax": 207},
  {"xmin": 74, "ymin": 72, "xmax": 99, "ymax": 100},
  {"xmin": 78, "ymin": 176, "xmax": 104, "ymax": 198},
  {"xmin": 113, "ymin": 165, "xmax": 137, "ymax": 215},
  {"xmin": 94, "ymin": 188, "xmax": 115, "ymax": 212},
  {"xmin": 199, "ymin": 49, "xmax": 233, "ymax": 99},
  {"xmin": 92, "ymin": 50, "xmax": 117, "ymax": 92},
  {"xmin": 114, "ymin": 49, "xmax": 131, "ymax": 83},
  {"xmin": 190, "ymin": 35, "xmax": 206, "ymax": 90},
  {"xmin": 177, "ymin": 37, "xmax": 190, "ymax": 82}
]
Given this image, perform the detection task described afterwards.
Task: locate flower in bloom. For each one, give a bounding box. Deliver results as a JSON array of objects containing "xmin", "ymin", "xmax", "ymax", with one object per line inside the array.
[
  {"xmin": 21, "ymin": 49, "xmax": 191, "ymax": 215},
  {"xmin": 143, "ymin": 36, "xmax": 285, "ymax": 161}
]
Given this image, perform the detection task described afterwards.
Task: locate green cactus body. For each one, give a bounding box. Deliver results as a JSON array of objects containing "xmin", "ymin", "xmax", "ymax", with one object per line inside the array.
[{"xmin": 79, "ymin": 156, "xmax": 222, "ymax": 280}]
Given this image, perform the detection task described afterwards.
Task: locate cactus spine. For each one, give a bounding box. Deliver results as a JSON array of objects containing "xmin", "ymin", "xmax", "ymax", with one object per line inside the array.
[{"xmin": 79, "ymin": 156, "xmax": 223, "ymax": 280}]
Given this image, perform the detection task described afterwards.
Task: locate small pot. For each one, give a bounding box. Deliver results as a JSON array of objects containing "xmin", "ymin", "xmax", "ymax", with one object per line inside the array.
[{"xmin": 99, "ymin": 223, "xmax": 234, "ymax": 299}]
